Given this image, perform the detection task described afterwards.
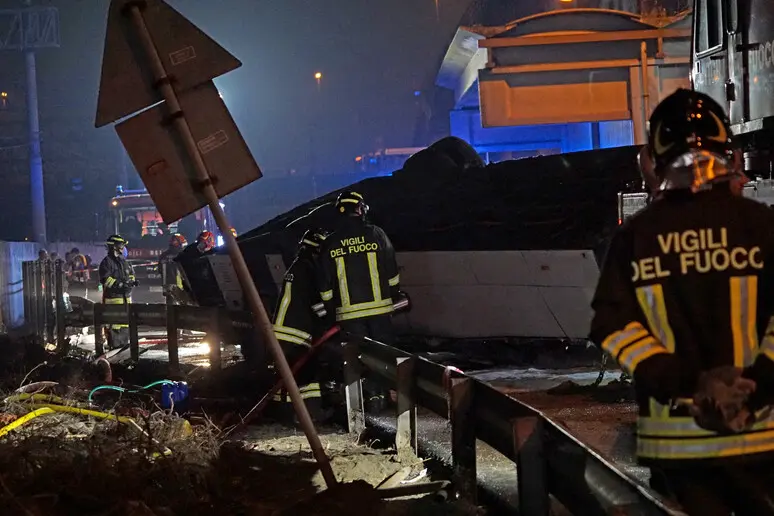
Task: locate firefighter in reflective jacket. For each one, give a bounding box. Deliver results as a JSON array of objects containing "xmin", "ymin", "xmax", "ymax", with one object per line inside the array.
[
  {"xmin": 270, "ymin": 228, "xmax": 330, "ymax": 421},
  {"xmin": 98, "ymin": 234, "xmax": 137, "ymax": 350},
  {"xmin": 316, "ymin": 190, "xmax": 400, "ymax": 343},
  {"xmin": 317, "ymin": 191, "xmax": 400, "ymax": 411},
  {"xmin": 590, "ymin": 89, "xmax": 774, "ymax": 515},
  {"xmin": 159, "ymin": 233, "xmax": 188, "ymax": 305}
]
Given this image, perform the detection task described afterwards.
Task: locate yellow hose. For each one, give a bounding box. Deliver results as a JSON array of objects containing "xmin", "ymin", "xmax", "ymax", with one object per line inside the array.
[
  {"xmin": 27, "ymin": 403, "xmax": 135, "ymax": 424},
  {"xmin": 4, "ymin": 394, "xmax": 178, "ymax": 457},
  {"xmin": 0, "ymin": 408, "xmax": 55, "ymax": 438}
]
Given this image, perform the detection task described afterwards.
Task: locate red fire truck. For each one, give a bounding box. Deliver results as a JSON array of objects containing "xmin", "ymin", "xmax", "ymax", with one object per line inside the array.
[{"xmin": 108, "ymin": 186, "xmax": 223, "ymax": 302}]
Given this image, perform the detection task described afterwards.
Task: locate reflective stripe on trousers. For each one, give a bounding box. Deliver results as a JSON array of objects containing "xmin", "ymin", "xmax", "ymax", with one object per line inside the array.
[
  {"xmin": 272, "ymin": 382, "xmax": 321, "ymax": 402},
  {"xmin": 103, "ymin": 296, "xmax": 131, "ymax": 329}
]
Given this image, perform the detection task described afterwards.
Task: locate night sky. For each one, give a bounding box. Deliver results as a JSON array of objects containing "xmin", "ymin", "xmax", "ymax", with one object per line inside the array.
[
  {"xmin": 0, "ymin": 0, "xmax": 683, "ymax": 240},
  {"xmin": 0, "ymin": 0, "xmax": 485, "ymax": 239}
]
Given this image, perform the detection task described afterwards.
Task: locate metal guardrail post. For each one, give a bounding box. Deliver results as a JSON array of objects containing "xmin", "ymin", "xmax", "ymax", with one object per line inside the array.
[
  {"xmin": 22, "ymin": 261, "xmax": 31, "ymax": 326},
  {"xmin": 33, "ymin": 261, "xmax": 44, "ymax": 345},
  {"xmin": 395, "ymin": 356, "xmax": 417, "ymax": 455},
  {"xmin": 450, "ymin": 377, "xmax": 477, "ymax": 502},
  {"xmin": 513, "ymin": 416, "xmax": 549, "ymax": 516},
  {"xmin": 343, "ymin": 338, "xmax": 366, "ymax": 435},
  {"xmin": 44, "ymin": 260, "xmax": 54, "ymax": 344},
  {"xmin": 209, "ymin": 308, "xmax": 222, "ymax": 372},
  {"xmin": 129, "ymin": 306, "xmax": 140, "ymax": 362},
  {"xmin": 54, "ymin": 260, "xmax": 68, "ymax": 356},
  {"xmin": 166, "ymin": 304, "xmax": 179, "ymax": 372},
  {"xmin": 94, "ymin": 304, "xmax": 105, "ymax": 357}
]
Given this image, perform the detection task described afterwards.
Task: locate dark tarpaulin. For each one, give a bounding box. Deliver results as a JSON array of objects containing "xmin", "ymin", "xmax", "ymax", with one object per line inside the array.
[
  {"xmin": 185, "ymin": 145, "xmax": 643, "ymax": 311},
  {"xmin": 237, "ymin": 145, "xmax": 642, "ymax": 259}
]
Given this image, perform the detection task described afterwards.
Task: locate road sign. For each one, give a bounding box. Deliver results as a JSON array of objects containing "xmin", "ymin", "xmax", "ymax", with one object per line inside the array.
[
  {"xmin": 95, "ymin": 0, "xmax": 241, "ymax": 128},
  {"xmin": 97, "ymin": 0, "xmax": 336, "ymax": 487},
  {"xmin": 115, "ymin": 80, "xmax": 261, "ymax": 223}
]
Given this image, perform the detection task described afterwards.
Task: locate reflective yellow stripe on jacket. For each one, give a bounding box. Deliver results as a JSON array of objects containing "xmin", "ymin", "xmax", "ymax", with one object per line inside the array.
[
  {"xmin": 331, "ymin": 254, "xmax": 393, "ymax": 322},
  {"xmin": 600, "ymin": 321, "xmax": 669, "ymax": 376},
  {"xmin": 638, "ymin": 399, "xmax": 774, "ymax": 460},
  {"xmin": 630, "ymin": 277, "xmax": 768, "ymax": 460}
]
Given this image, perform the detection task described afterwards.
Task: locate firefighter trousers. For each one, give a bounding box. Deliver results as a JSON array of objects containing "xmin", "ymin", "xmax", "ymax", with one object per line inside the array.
[
  {"xmin": 339, "ymin": 315, "xmax": 394, "ymax": 412},
  {"xmin": 270, "ymin": 342, "xmax": 324, "ymax": 423},
  {"xmin": 103, "ymin": 296, "xmax": 131, "ymax": 351},
  {"xmin": 650, "ymin": 461, "xmax": 774, "ymax": 515}
]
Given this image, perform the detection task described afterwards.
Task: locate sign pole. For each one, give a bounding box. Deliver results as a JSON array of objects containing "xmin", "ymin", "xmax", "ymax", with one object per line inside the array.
[{"xmin": 124, "ymin": 4, "xmax": 337, "ymax": 488}]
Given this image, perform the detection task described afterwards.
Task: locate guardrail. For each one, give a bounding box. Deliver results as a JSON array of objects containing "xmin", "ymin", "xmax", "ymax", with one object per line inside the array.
[
  {"xmin": 345, "ymin": 335, "xmax": 685, "ymax": 516},
  {"xmin": 23, "ymin": 259, "xmax": 682, "ymax": 513}
]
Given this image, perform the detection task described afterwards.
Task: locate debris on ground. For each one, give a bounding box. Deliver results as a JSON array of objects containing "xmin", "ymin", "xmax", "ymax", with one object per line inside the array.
[
  {"xmin": 546, "ymin": 375, "xmax": 635, "ymax": 403},
  {"xmin": 0, "ymin": 334, "xmax": 486, "ymax": 516}
]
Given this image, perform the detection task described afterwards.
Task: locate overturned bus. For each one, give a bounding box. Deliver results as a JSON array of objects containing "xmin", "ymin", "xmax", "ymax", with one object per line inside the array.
[{"xmin": 181, "ymin": 142, "xmax": 643, "ymax": 347}]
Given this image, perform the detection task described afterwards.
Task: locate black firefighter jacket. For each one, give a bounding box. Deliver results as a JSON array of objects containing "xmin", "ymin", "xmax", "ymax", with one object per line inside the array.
[
  {"xmin": 316, "ymin": 217, "xmax": 400, "ymax": 323},
  {"xmin": 159, "ymin": 248, "xmax": 183, "ymax": 289},
  {"xmin": 590, "ymin": 185, "xmax": 774, "ymax": 465},
  {"xmin": 99, "ymin": 254, "xmax": 135, "ymax": 300},
  {"xmin": 273, "ymin": 250, "xmax": 324, "ymax": 347}
]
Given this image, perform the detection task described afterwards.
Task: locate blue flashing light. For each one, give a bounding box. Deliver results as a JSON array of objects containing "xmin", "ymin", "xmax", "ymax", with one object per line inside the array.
[
  {"xmin": 413, "ymin": 90, "xmax": 421, "ymax": 97},
  {"xmin": 216, "ymin": 235, "xmax": 224, "ymax": 247},
  {"xmin": 369, "ymin": 157, "xmax": 377, "ymax": 164}
]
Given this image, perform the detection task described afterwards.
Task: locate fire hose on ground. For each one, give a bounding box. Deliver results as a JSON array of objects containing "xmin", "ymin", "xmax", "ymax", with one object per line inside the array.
[
  {"xmin": 0, "ymin": 393, "xmax": 178, "ymax": 457},
  {"xmin": 229, "ymin": 294, "xmax": 411, "ymax": 435}
]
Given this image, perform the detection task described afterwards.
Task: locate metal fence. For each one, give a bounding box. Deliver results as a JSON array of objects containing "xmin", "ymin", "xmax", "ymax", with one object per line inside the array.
[
  {"xmin": 21, "ymin": 259, "xmax": 253, "ymax": 370},
  {"xmin": 345, "ymin": 335, "xmax": 686, "ymax": 515}
]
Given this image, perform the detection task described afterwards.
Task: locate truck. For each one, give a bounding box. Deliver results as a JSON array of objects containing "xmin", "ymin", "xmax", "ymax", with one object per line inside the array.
[
  {"xmin": 107, "ymin": 186, "xmax": 224, "ymax": 303},
  {"xmin": 618, "ymin": 0, "xmax": 774, "ymax": 223}
]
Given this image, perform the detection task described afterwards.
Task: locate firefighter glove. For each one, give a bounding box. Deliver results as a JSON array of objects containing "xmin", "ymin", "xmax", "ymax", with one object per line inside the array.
[{"xmin": 689, "ymin": 366, "xmax": 757, "ymax": 434}]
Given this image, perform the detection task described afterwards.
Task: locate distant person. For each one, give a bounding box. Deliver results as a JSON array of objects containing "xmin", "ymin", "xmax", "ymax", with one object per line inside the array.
[
  {"xmin": 159, "ymin": 233, "xmax": 189, "ymax": 305},
  {"xmin": 98, "ymin": 235, "xmax": 137, "ymax": 350},
  {"xmin": 174, "ymin": 230, "xmax": 215, "ymax": 293},
  {"xmin": 69, "ymin": 247, "xmax": 89, "ymax": 283}
]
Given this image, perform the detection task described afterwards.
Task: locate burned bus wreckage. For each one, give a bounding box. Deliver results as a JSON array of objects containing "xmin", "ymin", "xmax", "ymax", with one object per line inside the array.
[
  {"xmin": 180, "ymin": 140, "xmax": 643, "ymax": 350},
  {"xmin": 181, "ymin": 1, "xmax": 774, "ymax": 351}
]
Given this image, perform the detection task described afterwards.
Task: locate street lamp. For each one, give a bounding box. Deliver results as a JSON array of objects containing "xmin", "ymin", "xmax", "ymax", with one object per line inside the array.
[{"xmin": 314, "ymin": 71, "xmax": 322, "ymax": 90}]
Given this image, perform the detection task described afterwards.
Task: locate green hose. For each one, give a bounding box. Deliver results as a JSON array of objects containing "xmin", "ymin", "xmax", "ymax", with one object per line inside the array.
[{"xmin": 88, "ymin": 380, "xmax": 176, "ymax": 403}]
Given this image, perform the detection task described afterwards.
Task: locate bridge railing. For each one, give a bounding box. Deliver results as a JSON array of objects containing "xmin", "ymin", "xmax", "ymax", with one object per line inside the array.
[
  {"xmin": 343, "ymin": 335, "xmax": 686, "ymax": 516},
  {"xmin": 21, "ymin": 259, "xmax": 254, "ymax": 369}
]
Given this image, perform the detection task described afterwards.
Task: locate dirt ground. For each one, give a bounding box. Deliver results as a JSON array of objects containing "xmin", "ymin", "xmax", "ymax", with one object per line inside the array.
[
  {"xmin": 0, "ymin": 334, "xmax": 486, "ymax": 516},
  {"xmin": 235, "ymin": 425, "xmax": 485, "ymax": 516}
]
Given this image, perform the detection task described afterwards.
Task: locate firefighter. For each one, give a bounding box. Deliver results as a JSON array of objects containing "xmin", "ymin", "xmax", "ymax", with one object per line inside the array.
[
  {"xmin": 159, "ymin": 233, "xmax": 188, "ymax": 305},
  {"xmin": 316, "ymin": 190, "xmax": 400, "ymax": 409},
  {"xmin": 590, "ymin": 88, "xmax": 774, "ymax": 515},
  {"xmin": 174, "ymin": 230, "xmax": 215, "ymax": 293},
  {"xmin": 69, "ymin": 247, "xmax": 89, "ymax": 283},
  {"xmin": 270, "ymin": 228, "xmax": 331, "ymax": 423},
  {"xmin": 317, "ymin": 191, "xmax": 400, "ymax": 340},
  {"xmin": 98, "ymin": 234, "xmax": 137, "ymax": 350},
  {"xmin": 175, "ymin": 230, "xmax": 215, "ymax": 267}
]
